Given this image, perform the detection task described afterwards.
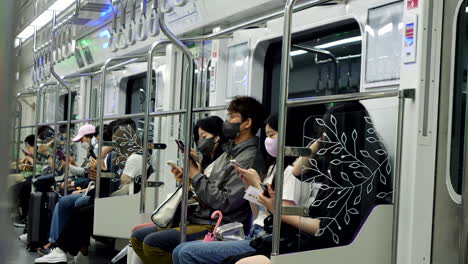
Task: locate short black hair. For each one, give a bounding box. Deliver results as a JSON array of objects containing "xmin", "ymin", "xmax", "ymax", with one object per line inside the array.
[
  {"xmin": 96, "ymin": 124, "xmax": 112, "ymax": 142},
  {"xmin": 58, "ymin": 124, "xmax": 75, "ymax": 134},
  {"xmin": 193, "ymin": 116, "xmax": 225, "ymax": 143},
  {"xmin": 37, "ymin": 126, "xmax": 54, "ymax": 140},
  {"xmin": 109, "ymin": 118, "xmax": 137, "ymax": 133},
  {"xmin": 25, "ymin": 134, "xmax": 35, "ymax": 147},
  {"xmin": 227, "ymin": 96, "xmax": 265, "ymax": 134}
]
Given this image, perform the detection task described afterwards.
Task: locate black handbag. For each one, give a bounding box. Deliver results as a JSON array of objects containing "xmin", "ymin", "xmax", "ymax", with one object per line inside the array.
[{"xmin": 249, "ymin": 215, "xmax": 315, "ymax": 256}]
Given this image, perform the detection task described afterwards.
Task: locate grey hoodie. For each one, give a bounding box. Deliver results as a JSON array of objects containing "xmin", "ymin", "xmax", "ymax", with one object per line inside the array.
[{"xmin": 189, "ymin": 137, "xmax": 262, "ymax": 225}]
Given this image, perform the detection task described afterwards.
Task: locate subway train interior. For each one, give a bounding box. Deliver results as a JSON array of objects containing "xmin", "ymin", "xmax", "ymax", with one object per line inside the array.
[{"xmin": 2, "ymin": 0, "xmax": 467, "ymax": 263}]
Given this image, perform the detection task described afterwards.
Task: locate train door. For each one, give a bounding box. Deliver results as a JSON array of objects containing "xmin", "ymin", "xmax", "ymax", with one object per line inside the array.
[{"xmin": 433, "ymin": 0, "xmax": 468, "ymax": 263}]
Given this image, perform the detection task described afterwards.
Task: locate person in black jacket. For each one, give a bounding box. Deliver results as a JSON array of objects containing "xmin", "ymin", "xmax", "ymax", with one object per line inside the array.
[{"xmin": 130, "ymin": 96, "xmax": 266, "ymax": 264}]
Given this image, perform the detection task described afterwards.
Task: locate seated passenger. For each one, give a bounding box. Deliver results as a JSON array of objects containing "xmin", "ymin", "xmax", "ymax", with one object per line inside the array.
[
  {"xmin": 110, "ymin": 153, "xmax": 145, "ymax": 196},
  {"xmin": 228, "ymin": 101, "xmax": 393, "ymax": 263},
  {"xmin": 171, "ymin": 114, "xmax": 316, "ymax": 264},
  {"xmin": 64, "ymin": 124, "xmax": 112, "ymax": 191},
  {"xmin": 34, "ymin": 124, "xmax": 113, "ymax": 258},
  {"xmin": 9, "ymin": 135, "xmax": 44, "ymax": 226},
  {"xmin": 34, "ymin": 120, "xmax": 136, "ymax": 263},
  {"xmin": 9, "ymin": 135, "xmax": 42, "ymax": 187},
  {"xmin": 9, "ymin": 128, "xmax": 57, "ymax": 228},
  {"xmin": 130, "ymin": 96, "xmax": 265, "ymax": 264},
  {"xmin": 126, "ymin": 116, "xmax": 226, "ymax": 264}
]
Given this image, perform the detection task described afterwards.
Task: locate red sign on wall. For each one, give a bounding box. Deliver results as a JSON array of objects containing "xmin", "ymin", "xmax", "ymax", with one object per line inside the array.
[{"xmin": 407, "ymin": 0, "xmax": 418, "ymax": 9}]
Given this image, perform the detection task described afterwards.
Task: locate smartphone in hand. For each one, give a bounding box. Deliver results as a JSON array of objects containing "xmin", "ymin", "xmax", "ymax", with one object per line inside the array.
[
  {"xmin": 166, "ymin": 160, "xmax": 178, "ymax": 169},
  {"xmin": 260, "ymin": 183, "xmax": 270, "ymax": 198},
  {"xmin": 56, "ymin": 150, "xmax": 66, "ymax": 161},
  {"xmin": 88, "ymin": 149, "xmax": 97, "ymax": 159},
  {"xmin": 175, "ymin": 139, "xmax": 198, "ymax": 164},
  {"xmin": 21, "ymin": 148, "xmax": 32, "ymax": 156},
  {"xmin": 175, "ymin": 139, "xmax": 185, "ymax": 152},
  {"xmin": 230, "ymin": 160, "xmax": 241, "ymax": 168}
]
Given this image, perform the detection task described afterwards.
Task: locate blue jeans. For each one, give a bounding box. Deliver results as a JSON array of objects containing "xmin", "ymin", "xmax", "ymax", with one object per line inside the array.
[
  {"xmin": 172, "ymin": 224, "xmax": 263, "ymax": 264},
  {"xmin": 48, "ymin": 193, "xmax": 91, "ymax": 243}
]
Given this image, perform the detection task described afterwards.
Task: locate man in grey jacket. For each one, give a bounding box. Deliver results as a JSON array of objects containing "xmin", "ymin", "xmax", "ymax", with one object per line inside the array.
[{"xmin": 131, "ymin": 96, "xmax": 265, "ymax": 264}]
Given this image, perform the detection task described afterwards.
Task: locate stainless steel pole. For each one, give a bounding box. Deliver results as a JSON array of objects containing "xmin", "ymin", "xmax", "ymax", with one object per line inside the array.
[
  {"xmin": 15, "ymin": 94, "xmax": 25, "ymax": 173},
  {"xmin": 158, "ymin": 0, "xmax": 195, "ymax": 243},
  {"xmin": 50, "ymin": 13, "xmax": 72, "ymax": 196},
  {"xmin": 272, "ymin": 0, "xmax": 297, "ymax": 256},
  {"xmin": 51, "ymin": 87, "xmax": 59, "ymax": 178},
  {"xmin": 391, "ymin": 89, "xmax": 413, "ymax": 264},
  {"xmin": 141, "ymin": 39, "xmax": 169, "ymax": 213}
]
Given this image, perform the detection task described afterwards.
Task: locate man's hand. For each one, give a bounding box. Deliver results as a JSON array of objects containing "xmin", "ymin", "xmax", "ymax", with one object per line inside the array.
[
  {"xmin": 171, "ymin": 166, "xmax": 183, "ymax": 184},
  {"xmin": 234, "ymin": 166, "xmax": 261, "ymax": 189}
]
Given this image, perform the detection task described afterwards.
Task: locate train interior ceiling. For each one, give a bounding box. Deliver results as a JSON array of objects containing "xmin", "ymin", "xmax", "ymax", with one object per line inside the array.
[{"xmin": 7, "ymin": 0, "xmax": 467, "ymax": 264}]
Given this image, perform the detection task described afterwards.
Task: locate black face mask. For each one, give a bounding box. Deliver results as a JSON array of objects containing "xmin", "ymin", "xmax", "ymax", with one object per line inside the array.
[
  {"xmin": 197, "ymin": 137, "xmax": 216, "ymax": 156},
  {"xmin": 223, "ymin": 120, "xmax": 241, "ymax": 140}
]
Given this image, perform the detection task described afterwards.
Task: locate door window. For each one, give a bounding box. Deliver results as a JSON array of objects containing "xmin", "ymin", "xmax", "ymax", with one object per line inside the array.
[{"xmin": 449, "ymin": 0, "xmax": 468, "ymax": 196}]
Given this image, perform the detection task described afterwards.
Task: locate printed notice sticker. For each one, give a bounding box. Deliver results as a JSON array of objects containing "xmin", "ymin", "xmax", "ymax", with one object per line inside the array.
[{"xmin": 243, "ymin": 186, "xmax": 263, "ymax": 206}]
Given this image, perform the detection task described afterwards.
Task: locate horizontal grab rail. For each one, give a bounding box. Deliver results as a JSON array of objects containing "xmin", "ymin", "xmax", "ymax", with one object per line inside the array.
[
  {"xmin": 287, "ymin": 90, "xmax": 400, "ymax": 107},
  {"xmin": 16, "ymin": 105, "xmax": 228, "ymax": 129}
]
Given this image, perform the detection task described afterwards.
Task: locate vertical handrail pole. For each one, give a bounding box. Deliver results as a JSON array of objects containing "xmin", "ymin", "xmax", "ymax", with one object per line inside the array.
[
  {"xmin": 158, "ymin": 0, "xmax": 195, "ymax": 243},
  {"xmin": 15, "ymin": 95, "xmax": 23, "ymax": 173},
  {"xmin": 272, "ymin": 0, "xmax": 296, "ymax": 256},
  {"xmin": 52, "ymin": 86, "xmax": 60, "ymax": 177},
  {"xmin": 32, "ymin": 86, "xmax": 43, "ymax": 179},
  {"xmin": 391, "ymin": 89, "xmax": 413, "ymax": 264},
  {"xmin": 140, "ymin": 40, "xmax": 170, "ymax": 213},
  {"xmin": 50, "ymin": 13, "xmax": 72, "ymax": 196},
  {"xmin": 96, "ymin": 58, "xmax": 113, "ymax": 199},
  {"xmin": 141, "ymin": 44, "xmax": 155, "ymax": 213}
]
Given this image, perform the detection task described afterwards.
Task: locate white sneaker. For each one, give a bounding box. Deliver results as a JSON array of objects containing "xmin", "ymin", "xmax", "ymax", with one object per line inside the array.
[
  {"xmin": 19, "ymin": 233, "xmax": 27, "ymax": 244},
  {"xmin": 34, "ymin": 247, "xmax": 70, "ymax": 263},
  {"xmin": 73, "ymin": 252, "xmax": 89, "ymax": 264}
]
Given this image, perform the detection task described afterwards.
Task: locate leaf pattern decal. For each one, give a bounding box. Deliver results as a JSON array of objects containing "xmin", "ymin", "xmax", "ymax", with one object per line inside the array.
[{"xmin": 301, "ymin": 113, "xmax": 393, "ymax": 245}]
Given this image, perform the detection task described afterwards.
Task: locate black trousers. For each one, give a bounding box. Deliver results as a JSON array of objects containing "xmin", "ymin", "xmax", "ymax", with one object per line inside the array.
[
  {"xmin": 9, "ymin": 178, "xmax": 32, "ymax": 219},
  {"xmin": 56, "ymin": 202, "xmax": 94, "ymax": 256}
]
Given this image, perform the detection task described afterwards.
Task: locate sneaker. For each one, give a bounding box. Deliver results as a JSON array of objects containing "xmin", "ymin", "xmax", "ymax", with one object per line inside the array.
[
  {"xmin": 19, "ymin": 233, "xmax": 27, "ymax": 244},
  {"xmin": 13, "ymin": 218, "xmax": 26, "ymax": 228},
  {"xmin": 73, "ymin": 251, "xmax": 89, "ymax": 264},
  {"xmin": 34, "ymin": 247, "xmax": 70, "ymax": 263},
  {"xmin": 37, "ymin": 246, "xmax": 52, "ymax": 256}
]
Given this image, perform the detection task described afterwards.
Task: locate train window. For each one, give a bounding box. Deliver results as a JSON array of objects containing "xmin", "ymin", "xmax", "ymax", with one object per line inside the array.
[
  {"xmin": 60, "ymin": 91, "xmax": 78, "ymax": 121},
  {"xmin": 263, "ymin": 19, "xmax": 362, "ymax": 114},
  {"xmin": 449, "ymin": 1, "xmax": 468, "ymax": 197},
  {"xmin": 226, "ymin": 42, "xmax": 250, "ymax": 98},
  {"xmin": 365, "ymin": 1, "xmax": 404, "ymax": 84},
  {"xmin": 123, "ymin": 72, "xmax": 150, "ymax": 114}
]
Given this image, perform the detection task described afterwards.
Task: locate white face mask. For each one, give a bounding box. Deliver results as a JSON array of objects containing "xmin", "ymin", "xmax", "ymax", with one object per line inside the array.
[
  {"xmin": 91, "ymin": 137, "xmax": 98, "ymax": 148},
  {"xmin": 81, "ymin": 141, "xmax": 90, "ymax": 151}
]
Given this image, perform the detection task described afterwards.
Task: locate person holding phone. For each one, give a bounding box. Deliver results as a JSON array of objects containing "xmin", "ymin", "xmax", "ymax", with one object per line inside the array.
[
  {"xmin": 171, "ymin": 116, "xmax": 226, "ymax": 183},
  {"xmin": 171, "ymin": 113, "xmax": 315, "ymax": 264},
  {"xmin": 131, "ymin": 96, "xmax": 265, "ymax": 264},
  {"xmin": 124, "ymin": 116, "xmax": 226, "ymax": 264}
]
